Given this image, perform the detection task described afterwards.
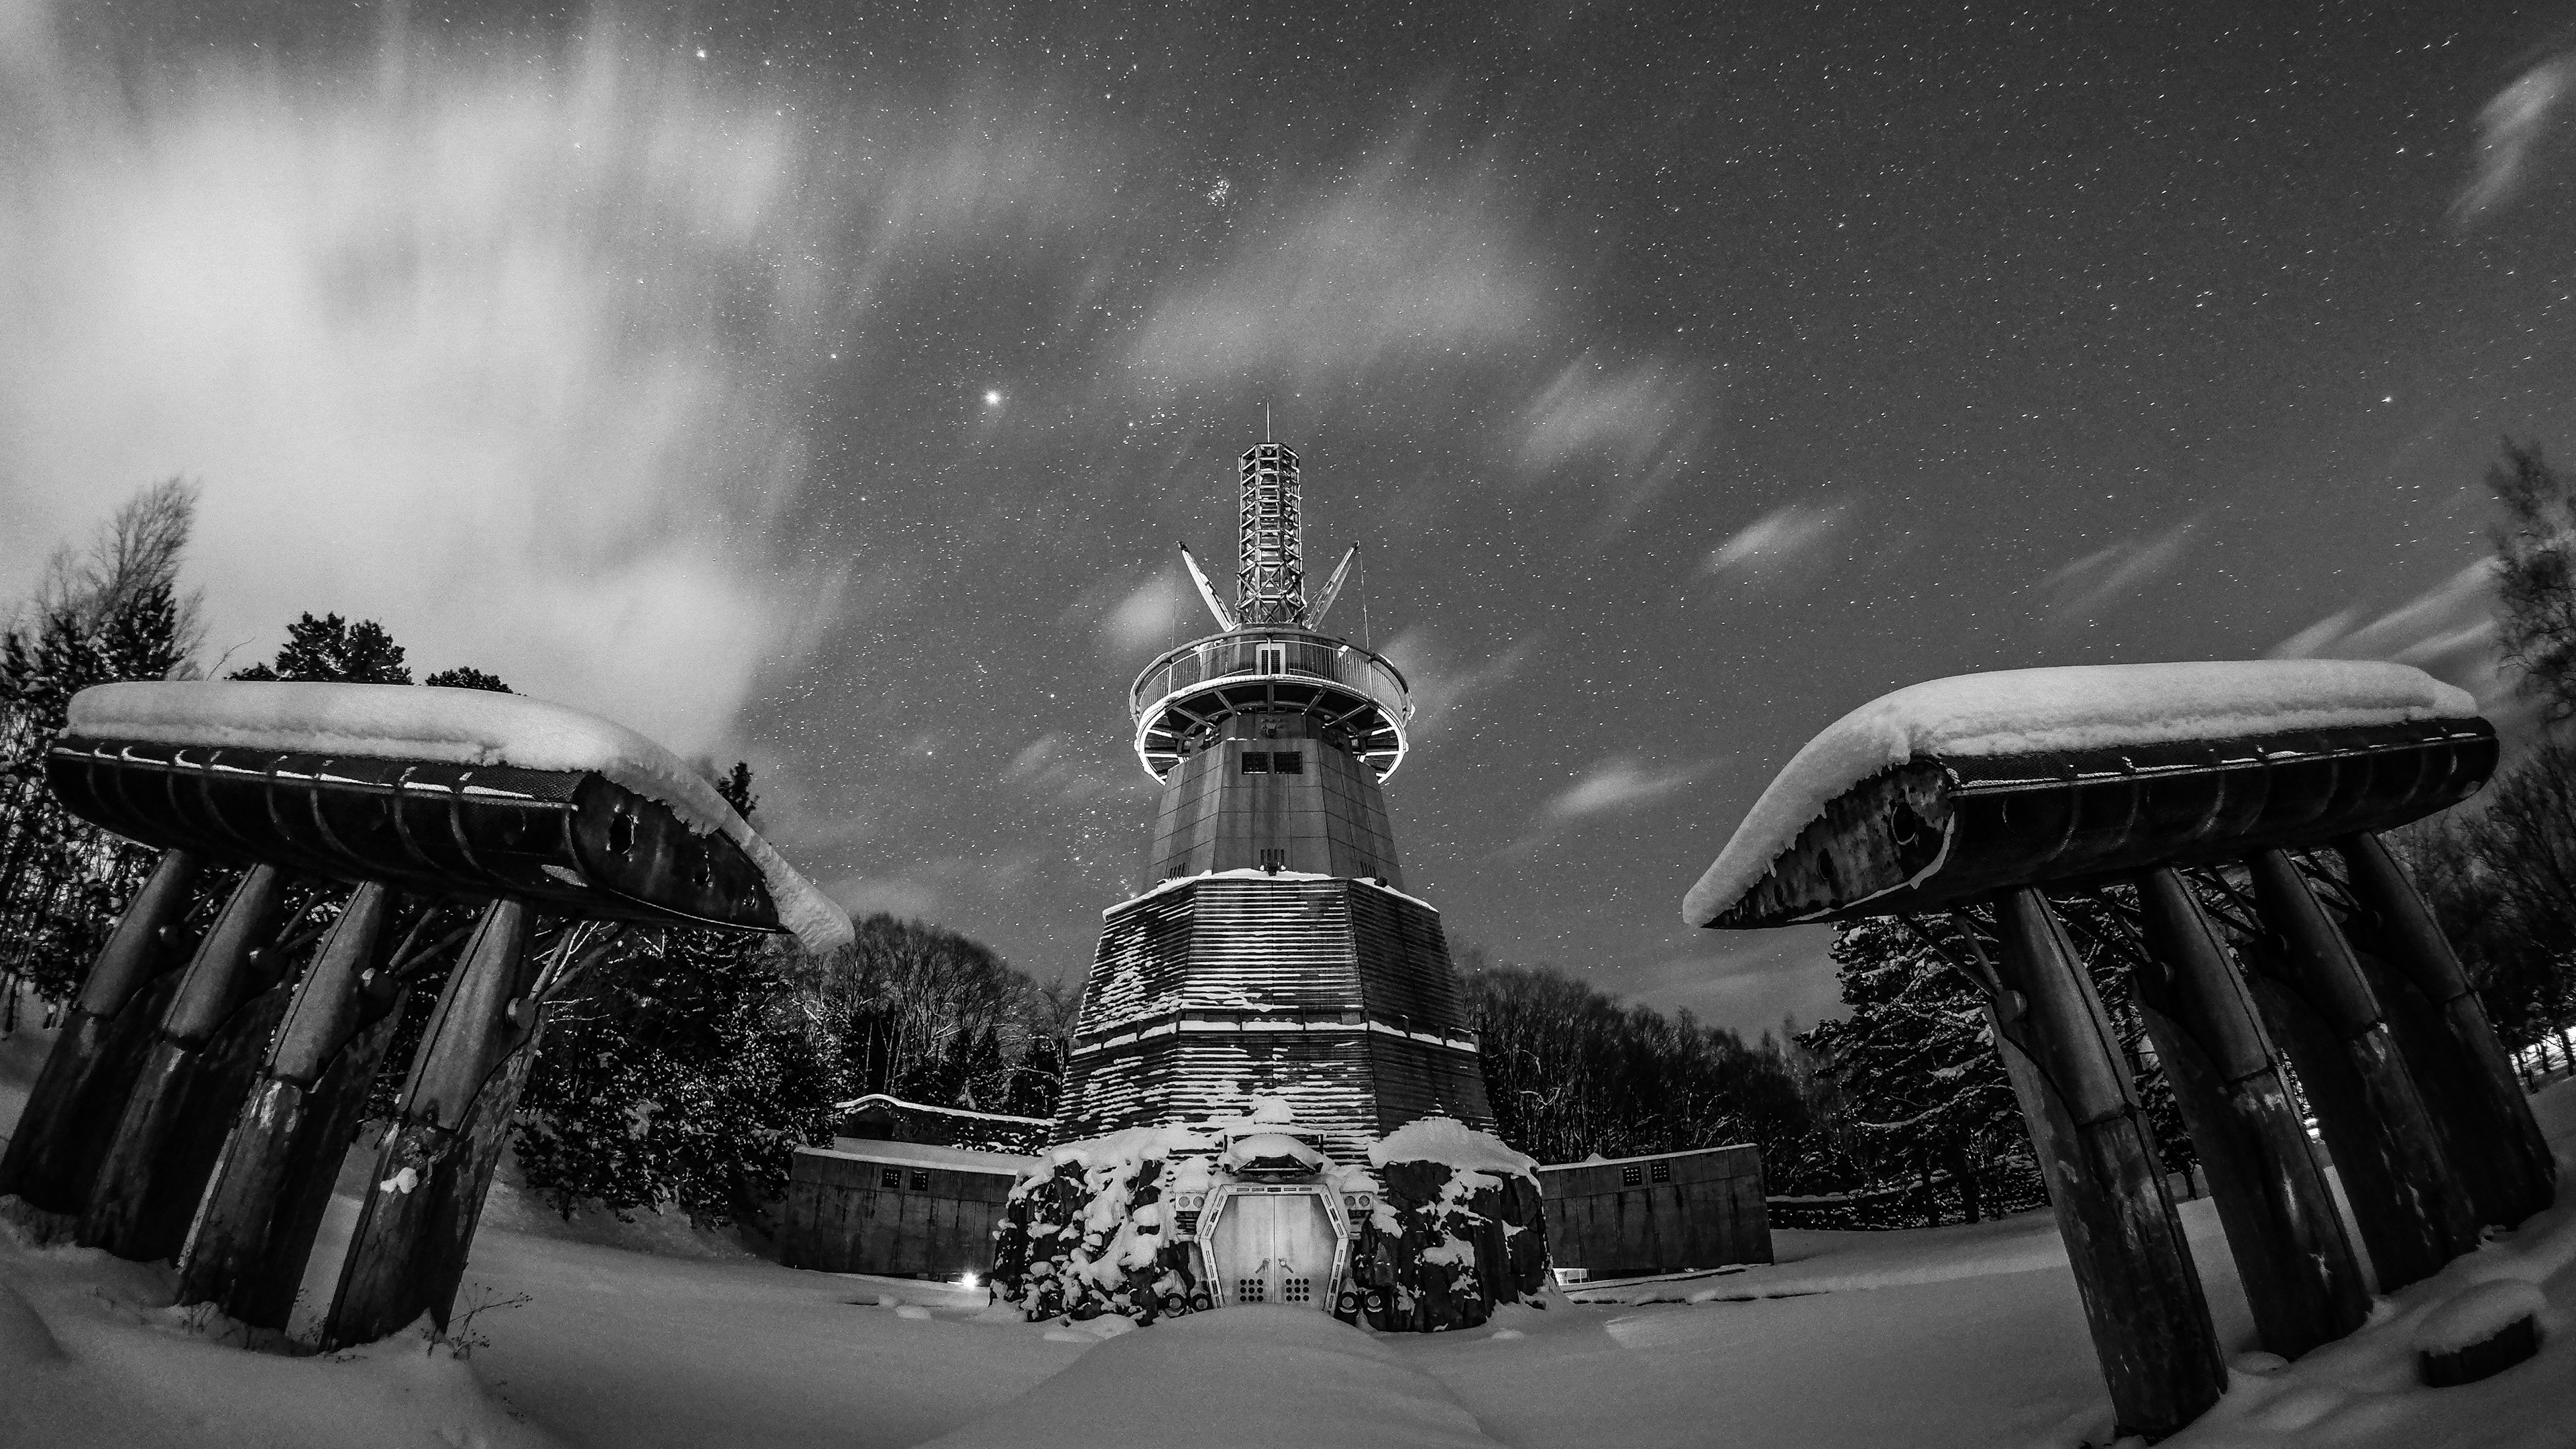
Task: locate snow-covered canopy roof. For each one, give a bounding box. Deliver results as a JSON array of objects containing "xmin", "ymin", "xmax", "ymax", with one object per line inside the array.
[
  {"xmin": 68, "ymin": 680, "xmax": 854, "ymax": 953},
  {"xmin": 1682, "ymin": 659, "xmax": 2479, "ymax": 928}
]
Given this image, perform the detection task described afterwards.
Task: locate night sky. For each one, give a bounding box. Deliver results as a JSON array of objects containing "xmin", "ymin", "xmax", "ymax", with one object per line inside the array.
[{"xmin": 5, "ymin": 2, "xmax": 2575, "ymax": 1036}]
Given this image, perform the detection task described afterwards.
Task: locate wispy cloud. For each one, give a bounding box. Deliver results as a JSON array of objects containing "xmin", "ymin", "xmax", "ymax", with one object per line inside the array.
[
  {"xmin": 1099, "ymin": 568, "xmax": 1192, "ymax": 655},
  {"xmin": 1000, "ymin": 731, "xmax": 1132, "ymax": 804},
  {"xmin": 1379, "ymin": 627, "xmax": 1539, "ymax": 741},
  {"xmin": 1130, "ymin": 146, "xmax": 1546, "ymax": 385},
  {"xmin": 1703, "ymin": 499, "xmax": 1852, "ymax": 586},
  {"xmin": 1517, "ymin": 352, "xmax": 1712, "ymax": 534},
  {"xmin": 1544, "ymin": 757, "xmax": 1705, "ymax": 819},
  {"xmin": 0, "ymin": 24, "xmax": 1151, "ymax": 753},
  {"xmin": 2457, "ymin": 52, "xmax": 2576, "ymax": 224},
  {"xmin": 2268, "ymin": 557, "xmax": 2509, "ymax": 720},
  {"xmin": 2034, "ymin": 521, "xmax": 2199, "ymax": 623}
]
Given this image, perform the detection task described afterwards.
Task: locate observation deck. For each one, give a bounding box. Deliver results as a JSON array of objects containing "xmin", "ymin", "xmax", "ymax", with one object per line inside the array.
[{"xmin": 1130, "ymin": 629, "xmax": 1413, "ymax": 782}]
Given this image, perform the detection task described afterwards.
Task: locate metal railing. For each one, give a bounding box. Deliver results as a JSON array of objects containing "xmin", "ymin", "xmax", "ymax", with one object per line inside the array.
[{"xmin": 1129, "ymin": 631, "xmax": 1412, "ymax": 725}]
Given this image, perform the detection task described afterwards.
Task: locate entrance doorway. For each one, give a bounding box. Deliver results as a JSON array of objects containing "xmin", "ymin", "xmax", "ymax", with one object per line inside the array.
[{"xmin": 1207, "ymin": 1189, "xmax": 1340, "ymax": 1308}]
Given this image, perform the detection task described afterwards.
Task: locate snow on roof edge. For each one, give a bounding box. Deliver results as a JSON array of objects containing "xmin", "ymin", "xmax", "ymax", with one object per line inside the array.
[
  {"xmin": 66, "ymin": 680, "xmax": 855, "ymax": 953},
  {"xmin": 1682, "ymin": 659, "xmax": 2479, "ymax": 928}
]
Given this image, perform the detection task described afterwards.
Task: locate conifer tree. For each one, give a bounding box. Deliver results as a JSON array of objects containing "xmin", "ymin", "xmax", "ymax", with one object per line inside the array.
[
  {"xmin": 512, "ymin": 761, "xmax": 836, "ymax": 1228},
  {"xmin": 422, "ymin": 666, "xmax": 512, "ymax": 692},
  {"xmin": 229, "ymin": 612, "xmax": 411, "ymax": 684},
  {"xmin": 1801, "ymin": 918, "xmax": 2031, "ymax": 1224}
]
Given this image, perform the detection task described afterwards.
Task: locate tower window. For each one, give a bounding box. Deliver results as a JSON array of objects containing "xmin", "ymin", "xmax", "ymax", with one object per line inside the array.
[
  {"xmin": 1273, "ymin": 751, "xmax": 1304, "ymax": 774},
  {"xmin": 1240, "ymin": 751, "xmax": 1271, "ymax": 774},
  {"xmin": 1620, "ymin": 1164, "xmax": 1643, "ymax": 1187},
  {"xmin": 880, "ymin": 1169, "xmax": 902, "ymax": 1190},
  {"xmin": 910, "ymin": 1171, "xmax": 930, "ymax": 1192},
  {"xmin": 1256, "ymin": 644, "xmax": 1285, "ymax": 674},
  {"xmin": 1650, "ymin": 1161, "xmax": 1671, "ymax": 1183}
]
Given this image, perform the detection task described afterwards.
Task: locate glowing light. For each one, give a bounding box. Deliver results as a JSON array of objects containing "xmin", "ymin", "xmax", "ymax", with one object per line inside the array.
[
  {"xmin": 983, "ymin": 389, "xmax": 1003, "ymax": 407},
  {"xmin": 959, "ymin": 1272, "xmax": 981, "ymax": 1289}
]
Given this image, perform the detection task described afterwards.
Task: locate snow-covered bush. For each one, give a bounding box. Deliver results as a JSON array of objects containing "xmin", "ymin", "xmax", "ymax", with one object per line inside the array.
[
  {"xmin": 1351, "ymin": 1118, "xmax": 1548, "ymax": 1332},
  {"xmin": 989, "ymin": 1126, "xmax": 1213, "ymax": 1324},
  {"xmin": 992, "ymin": 1111, "xmax": 1550, "ymax": 1332}
]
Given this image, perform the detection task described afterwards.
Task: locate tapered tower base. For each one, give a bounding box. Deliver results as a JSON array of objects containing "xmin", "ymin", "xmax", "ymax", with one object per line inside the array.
[{"xmin": 1055, "ymin": 871, "xmax": 1491, "ymax": 1159}]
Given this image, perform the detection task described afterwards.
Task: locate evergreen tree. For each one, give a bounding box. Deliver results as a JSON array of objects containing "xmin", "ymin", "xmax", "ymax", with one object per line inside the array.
[
  {"xmin": 229, "ymin": 612, "xmax": 411, "ymax": 684},
  {"xmin": 513, "ymin": 920, "xmax": 835, "ymax": 1228},
  {"xmin": 509, "ymin": 759, "xmax": 834, "ymax": 1225},
  {"xmin": 1801, "ymin": 918, "xmax": 2032, "ymax": 1224},
  {"xmin": 422, "ymin": 665, "xmax": 511, "ymax": 692}
]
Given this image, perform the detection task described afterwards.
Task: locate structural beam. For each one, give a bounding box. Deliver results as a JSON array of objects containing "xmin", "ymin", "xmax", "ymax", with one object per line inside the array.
[
  {"xmin": 0, "ymin": 849, "xmax": 201, "ymax": 1214},
  {"xmin": 322, "ymin": 899, "xmax": 543, "ymax": 1348},
  {"xmin": 176, "ymin": 882, "xmax": 407, "ymax": 1325},
  {"xmin": 80, "ymin": 865, "xmax": 295, "ymax": 1260},
  {"xmin": 2129, "ymin": 869, "xmax": 2369, "ymax": 1358},
  {"xmin": 1984, "ymin": 888, "xmax": 2225, "ymax": 1440},
  {"xmin": 2329, "ymin": 833, "xmax": 2555, "ymax": 1228},
  {"xmin": 2241, "ymin": 849, "xmax": 2478, "ymax": 1291}
]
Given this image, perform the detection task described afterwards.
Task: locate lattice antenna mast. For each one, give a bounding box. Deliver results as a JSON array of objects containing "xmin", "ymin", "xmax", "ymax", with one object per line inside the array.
[{"xmin": 1236, "ymin": 443, "xmax": 1305, "ymax": 627}]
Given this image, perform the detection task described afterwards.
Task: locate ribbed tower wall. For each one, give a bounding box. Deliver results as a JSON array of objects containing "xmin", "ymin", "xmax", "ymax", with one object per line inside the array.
[{"xmin": 1051, "ymin": 441, "xmax": 1497, "ymax": 1159}]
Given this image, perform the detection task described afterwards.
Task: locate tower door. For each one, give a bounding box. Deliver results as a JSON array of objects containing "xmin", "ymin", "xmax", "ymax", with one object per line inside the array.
[{"xmin": 1212, "ymin": 1191, "xmax": 1338, "ymax": 1309}]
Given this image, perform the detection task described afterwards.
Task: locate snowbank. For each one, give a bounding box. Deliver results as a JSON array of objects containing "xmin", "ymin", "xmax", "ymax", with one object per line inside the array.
[
  {"xmin": 67, "ymin": 680, "xmax": 854, "ymax": 952},
  {"xmin": 2154, "ymin": 1081, "xmax": 2576, "ymax": 1448},
  {"xmin": 0, "ymin": 1203, "xmax": 561, "ymax": 1449},
  {"xmin": 1684, "ymin": 659, "xmax": 2476, "ymax": 926},
  {"xmin": 919, "ymin": 1306, "xmax": 1504, "ymax": 1449}
]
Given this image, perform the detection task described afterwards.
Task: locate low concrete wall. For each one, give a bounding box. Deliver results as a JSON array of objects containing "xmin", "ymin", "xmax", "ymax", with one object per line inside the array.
[
  {"xmin": 775, "ymin": 1142, "xmax": 1028, "ymax": 1277},
  {"xmin": 1538, "ymin": 1144, "xmax": 1770, "ymax": 1277}
]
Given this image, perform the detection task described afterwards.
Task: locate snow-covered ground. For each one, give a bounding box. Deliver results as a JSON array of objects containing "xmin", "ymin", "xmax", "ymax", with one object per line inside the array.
[{"xmin": 5, "ymin": 997, "xmax": 2572, "ymax": 1448}]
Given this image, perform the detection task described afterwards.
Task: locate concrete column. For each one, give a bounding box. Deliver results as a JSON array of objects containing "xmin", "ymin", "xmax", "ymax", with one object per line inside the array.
[
  {"xmin": 2129, "ymin": 868, "xmax": 2368, "ymax": 1357},
  {"xmin": 177, "ymin": 882, "xmax": 407, "ymax": 1325},
  {"xmin": 2241, "ymin": 849, "xmax": 2477, "ymax": 1291},
  {"xmin": 0, "ymin": 849, "xmax": 201, "ymax": 1214},
  {"xmin": 322, "ymin": 899, "xmax": 543, "ymax": 1349},
  {"xmin": 80, "ymin": 865, "xmax": 293, "ymax": 1260},
  {"xmin": 1986, "ymin": 888, "xmax": 2225, "ymax": 1440},
  {"xmin": 2330, "ymin": 833, "xmax": 2555, "ymax": 1228}
]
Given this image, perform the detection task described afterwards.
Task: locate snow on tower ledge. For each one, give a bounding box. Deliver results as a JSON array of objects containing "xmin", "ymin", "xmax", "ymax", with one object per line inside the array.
[
  {"xmin": 1683, "ymin": 659, "xmax": 2477, "ymax": 928},
  {"xmin": 67, "ymin": 680, "xmax": 855, "ymax": 953}
]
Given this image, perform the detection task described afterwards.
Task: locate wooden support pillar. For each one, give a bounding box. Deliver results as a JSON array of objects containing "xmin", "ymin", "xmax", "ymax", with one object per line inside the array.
[
  {"xmin": 1986, "ymin": 888, "xmax": 2224, "ymax": 1441},
  {"xmin": 2130, "ymin": 868, "xmax": 2369, "ymax": 1358},
  {"xmin": 176, "ymin": 882, "xmax": 409, "ymax": 1326},
  {"xmin": 0, "ymin": 850, "xmax": 202, "ymax": 1214},
  {"xmin": 322, "ymin": 899, "xmax": 542, "ymax": 1350},
  {"xmin": 2241, "ymin": 849, "xmax": 2478, "ymax": 1292},
  {"xmin": 80, "ymin": 865, "xmax": 297, "ymax": 1260},
  {"xmin": 2329, "ymin": 833, "xmax": 2555, "ymax": 1228}
]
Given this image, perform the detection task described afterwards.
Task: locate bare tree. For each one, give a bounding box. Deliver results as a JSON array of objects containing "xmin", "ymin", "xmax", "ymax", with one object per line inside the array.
[{"xmin": 29, "ymin": 476, "xmax": 205, "ymax": 665}]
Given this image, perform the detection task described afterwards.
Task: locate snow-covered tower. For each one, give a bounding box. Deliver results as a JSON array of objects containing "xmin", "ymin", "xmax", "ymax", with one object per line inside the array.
[{"xmin": 1052, "ymin": 441, "xmax": 1495, "ymax": 1159}]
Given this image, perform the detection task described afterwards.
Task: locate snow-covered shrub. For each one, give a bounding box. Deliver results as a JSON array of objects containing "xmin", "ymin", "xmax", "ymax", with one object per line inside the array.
[
  {"xmin": 993, "ymin": 1112, "xmax": 1550, "ymax": 1333},
  {"xmin": 1350, "ymin": 1117, "xmax": 1548, "ymax": 1332},
  {"xmin": 989, "ymin": 1126, "xmax": 1213, "ymax": 1324}
]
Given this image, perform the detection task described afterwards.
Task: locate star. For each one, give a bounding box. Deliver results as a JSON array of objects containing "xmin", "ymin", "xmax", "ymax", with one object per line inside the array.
[{"xmin": 983, "ymin": 390, "xmax": 1004, "ymax": 407}]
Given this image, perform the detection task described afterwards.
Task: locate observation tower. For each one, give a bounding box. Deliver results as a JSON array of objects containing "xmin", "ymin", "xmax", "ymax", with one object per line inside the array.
[{"xmin": 1052, "ymin": 441, "xmax": 1495, "ymax": 1157}]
